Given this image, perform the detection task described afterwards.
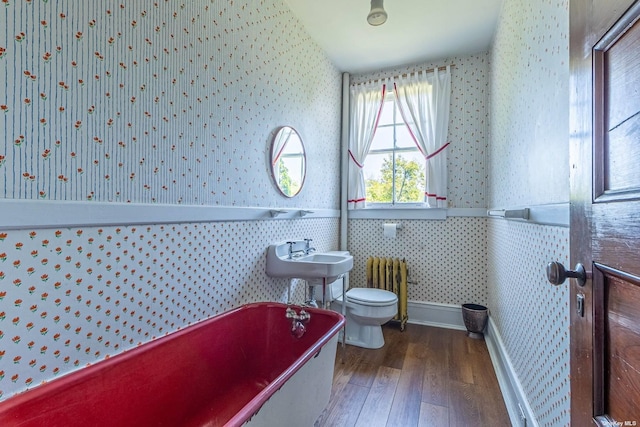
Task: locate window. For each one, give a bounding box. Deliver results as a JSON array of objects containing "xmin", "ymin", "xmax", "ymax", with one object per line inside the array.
[
  {"xmin": 363, "ymin": 93, "xmax": 426, "ymax": 205},
  {"xmin": 347, "ymin": 67, "xmax": 450, "ymax": 210}
]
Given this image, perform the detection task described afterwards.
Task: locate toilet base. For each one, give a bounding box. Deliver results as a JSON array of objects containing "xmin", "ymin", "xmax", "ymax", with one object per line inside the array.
[
  {"xmin": 343, "ymin": 320, "xmax": 386, "ymax": 349},
  {"xmin": 329, "ymin": 291, "xmax": 397, "ymax": 350}
]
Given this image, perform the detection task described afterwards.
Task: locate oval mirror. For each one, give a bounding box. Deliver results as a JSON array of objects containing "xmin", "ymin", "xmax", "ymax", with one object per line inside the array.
[{"xmin": 270, "ymin": 126, "xmax": 306, "ymax": 197}]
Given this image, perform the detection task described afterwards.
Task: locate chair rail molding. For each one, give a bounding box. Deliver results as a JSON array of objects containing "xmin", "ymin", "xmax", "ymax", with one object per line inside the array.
[{"xmin": 0, "ymin": 199, "xmax": 339, "ymax": 230}]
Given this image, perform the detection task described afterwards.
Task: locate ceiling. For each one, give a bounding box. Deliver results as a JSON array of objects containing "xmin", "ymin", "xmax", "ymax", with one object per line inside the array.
[{"xmin": 284, "ymin": 0, "xmax": 503, "ymax": 74}]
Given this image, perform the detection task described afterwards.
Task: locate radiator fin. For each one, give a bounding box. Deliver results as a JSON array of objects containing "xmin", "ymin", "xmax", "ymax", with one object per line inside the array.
[{"xmin": 366, "ymin": 256, "xmax": 408, "ymax": 331}]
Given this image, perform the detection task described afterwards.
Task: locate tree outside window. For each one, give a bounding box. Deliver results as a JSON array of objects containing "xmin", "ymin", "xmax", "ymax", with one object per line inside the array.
[{"xmin": 276, "ymin": 155, "xmax": 303, "ymax": 196}]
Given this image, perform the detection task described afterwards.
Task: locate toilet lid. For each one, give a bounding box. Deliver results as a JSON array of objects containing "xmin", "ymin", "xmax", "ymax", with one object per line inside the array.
[{"xmin": 347, "ymin": 288, "xmax": 398, "ymax": 305}]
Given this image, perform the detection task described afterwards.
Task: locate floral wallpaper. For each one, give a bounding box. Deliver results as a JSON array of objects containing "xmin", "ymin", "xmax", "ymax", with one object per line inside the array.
[
  {"xmin": 0, "ymin": 0, "xmax": 341, "ymax": 208},
  {"xmin": 489, "ymin": 0, "xmax": 570, "ymax": 425},
  {"xmin": 487, "ymin": 221, "xmax": 570, "ymax": 426},
  {"xmin": 489, "ymin": 0, "xmax": 569, "ymax": 208},
  {"xmin": 348, "ymin": 218, "xmax": 487, "ymax": 306},
  {"xmin": 0, "ymin": 0, "xmax": 342, "ymax": 401}
]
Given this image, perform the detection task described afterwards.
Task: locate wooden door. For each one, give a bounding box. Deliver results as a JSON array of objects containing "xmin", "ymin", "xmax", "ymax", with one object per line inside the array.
[{"xmin": 570, "ymin": 0, "xmax": 640, "ymax": 425}]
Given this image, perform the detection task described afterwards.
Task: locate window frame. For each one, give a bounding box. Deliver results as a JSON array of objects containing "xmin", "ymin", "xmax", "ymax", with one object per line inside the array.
[{"xmin": 364, "ymin": 92, "xmax": 427, "ymax": 208}]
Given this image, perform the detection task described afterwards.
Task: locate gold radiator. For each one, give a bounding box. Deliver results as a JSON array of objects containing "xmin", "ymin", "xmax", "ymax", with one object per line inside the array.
[{"xmin": 365, "ymin": 256, "xmax": 408, "ymax": 331}]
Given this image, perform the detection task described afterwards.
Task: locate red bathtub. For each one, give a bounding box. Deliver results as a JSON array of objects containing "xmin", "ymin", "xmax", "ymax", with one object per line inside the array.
[{"xmin": 0, "ymin": 302, "xmax": 344, "ymax": 427}]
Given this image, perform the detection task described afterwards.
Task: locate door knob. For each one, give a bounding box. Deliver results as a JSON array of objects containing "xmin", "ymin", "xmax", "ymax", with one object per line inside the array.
[{"xmin": 546, "ymin": 261, "xmax": 587, "ymax": 287}]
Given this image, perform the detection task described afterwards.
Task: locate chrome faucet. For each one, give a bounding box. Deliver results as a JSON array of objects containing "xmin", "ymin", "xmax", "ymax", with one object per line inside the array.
[
  {"xmin": 286, "ymin": 241, "xmax": 295, "ymax": 259},
  {"xmin": 286, "ymin": 306, "xmax": 311, "ymax": 338},
  {"xmin": 287, "ymin": 241, "xmax": 308, "ymax": 258},
  {"xmin": 304, "ymin": 238, "xmax": 316, "ymax": 255}
]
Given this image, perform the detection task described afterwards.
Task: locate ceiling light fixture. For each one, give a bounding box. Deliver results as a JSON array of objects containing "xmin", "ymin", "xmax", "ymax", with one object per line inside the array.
[{"xmin": 367, "ymin": 0, "xmax": 387, "ymax": 26}]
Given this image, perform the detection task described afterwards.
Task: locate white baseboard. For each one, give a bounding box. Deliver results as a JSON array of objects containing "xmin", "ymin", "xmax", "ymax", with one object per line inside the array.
[
  {"xmin": 407, "ymin": 301, "xmax": 538, "ymax": 427},
  {"xmin": 485, "ymin": 317, "xmax": 539, "ymax": 427},
  {"xmin": 406, "ymin": 301, "xmax": 466, "ymax": 330}
]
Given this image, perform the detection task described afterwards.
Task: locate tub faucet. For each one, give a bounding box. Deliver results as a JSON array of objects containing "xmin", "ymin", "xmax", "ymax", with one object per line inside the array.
[
  {"xmin": 304, "ymin": 238, "xmax": 316, "ymax": 255},
  {"xmin": 286, "ymin": 306, "xmax": 311, "ymax": 338}
]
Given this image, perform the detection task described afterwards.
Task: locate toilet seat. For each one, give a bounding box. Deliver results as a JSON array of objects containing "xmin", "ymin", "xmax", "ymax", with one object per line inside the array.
[{"xmin": 346, "ymin": 288, "xmax": 397, "ymax": 307}]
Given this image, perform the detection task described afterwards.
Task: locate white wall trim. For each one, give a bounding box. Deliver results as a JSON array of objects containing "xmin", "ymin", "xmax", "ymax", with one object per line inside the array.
[
  {"xmin": 406, "ymin": 301, "xmax": 466, "ymax": 330},
  {"xmin": 487, "ymin": 203, "xmax": 569, "ymax": 227},
  {"xmin": 0, "ymin": 199, "xmax": 340, "ymax": 230},
  {"xmin": 349, "ymin": 207, "xmax": 488, "ymax": 220},
  {"xmin": 447, "ymin": 208, "xmax": 488, "ymax": 217},
  {"xmin": 484, "ymin": 317, "xmax": 539, "ymax": 427},
  {"xmin": 349, "ymin": 208, "xmax": 447, "ymax": 220}
]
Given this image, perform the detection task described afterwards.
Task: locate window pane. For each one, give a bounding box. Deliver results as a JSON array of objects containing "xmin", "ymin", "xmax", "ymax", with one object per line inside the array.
[
  {"xmin": 364, "ymin": 152, "xmax": 393, "ymax": 203},
  {"xmin": 369, "ymin": 126, "xmax": 394, "ymax": 152},
  {"xmin": 392, "ymin": 101, "xmax": 404, "ymax": 124},
  {"xmin": 377, "ymin": 99, "xmax": 396, "ymax": 126},
  {"xmin": 396, "ymin": 125, "xmax": 416, "ymax": 149},
  {"xmin": 393, "ymin": 151, "xmax": 426, "ymax": 203}
]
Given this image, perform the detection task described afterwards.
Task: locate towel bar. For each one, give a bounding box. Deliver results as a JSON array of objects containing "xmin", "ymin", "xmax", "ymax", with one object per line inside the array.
[{"xmin": 487, "ymin": 208, "xmax": 530, "ymax": 220}]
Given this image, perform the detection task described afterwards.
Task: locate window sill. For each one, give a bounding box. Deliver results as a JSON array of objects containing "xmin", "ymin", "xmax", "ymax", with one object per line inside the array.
[
  {"xmin": 349, "ymin": 208, "xmax": 446, "ymax": 220},
  {"xmin": 347, "ymin": 207, "xmax": 487, "ymax": 220}
]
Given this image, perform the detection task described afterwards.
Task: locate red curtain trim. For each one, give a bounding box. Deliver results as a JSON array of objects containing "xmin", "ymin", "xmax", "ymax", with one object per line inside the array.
[
  {"xmin": 272, "ymin": 144, "xmax": 287, "ymax": 166},
  {"xmin": 425, "ymin": 142, "xmax": 450, "ymax": 160},
  {"xmin": 347, "ymin": 197, "xmax": 366, "ymax": 203},
  {"xmin": 425, "ymin": 193, "xmax": 447, "ymax": 201},
  {"xmin": 348, "ymin": 150, "xmax": 364, "ymax": 168},
  {"xmin": 393, "ymin": 83, "xmax": 451, "ymax": 161}
]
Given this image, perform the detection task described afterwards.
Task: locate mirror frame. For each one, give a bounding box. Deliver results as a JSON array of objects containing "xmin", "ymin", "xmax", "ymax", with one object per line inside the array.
[{"xmin": 269, "ymin": 126, "xmax": 306, "ymax": 198}]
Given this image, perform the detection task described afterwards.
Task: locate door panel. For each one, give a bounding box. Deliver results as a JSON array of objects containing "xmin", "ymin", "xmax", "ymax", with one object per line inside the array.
[
  {"xmin": 596, "ymin": 10, "xmax": 640, "ymax": 199},
  {"xmin": 606, "ymin": 16, "xmax": 640, "ymax": 128},
  {"xmin": 571, "ymin": 0, "xmax": 640, "ymax": 425},
  {"xmin": 605, "ymin": 17, "xmax": 640, "ymax": 129},
  {"xmin": 605, "ymin": 116, "xmax": 640, "ymax": 194},
  {"xmin": 593, "ymin": 265, "xmax": 640, "ymax": 424}
]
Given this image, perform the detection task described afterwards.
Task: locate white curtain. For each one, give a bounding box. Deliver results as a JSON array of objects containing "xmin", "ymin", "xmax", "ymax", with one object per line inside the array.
[
  {"xmin": 347, "ymin": 80, "xmax": 387, "ymax": 209},
  {"xmin": 393, "ymin": 66, "xmax": 451, "ymax": 208},
  {"xmin": 271, "ymin": 127, "xmax": 293, "ymax": 167}
]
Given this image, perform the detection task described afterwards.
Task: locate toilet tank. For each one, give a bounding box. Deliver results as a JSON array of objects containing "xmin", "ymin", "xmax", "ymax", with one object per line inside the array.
[{"xmin": 329, "ymin": 275, "xmax": 345, "ymax": 300}]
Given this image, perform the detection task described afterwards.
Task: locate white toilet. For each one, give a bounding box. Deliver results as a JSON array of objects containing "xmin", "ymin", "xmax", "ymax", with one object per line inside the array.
[{"xmin": 310, "ymin": 255, "xmax": 398, "ymax": 349}]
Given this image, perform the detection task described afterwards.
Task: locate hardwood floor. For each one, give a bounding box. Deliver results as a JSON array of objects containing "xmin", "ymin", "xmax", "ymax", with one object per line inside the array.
[{"xmin": 315, "ymin": 323, "xmax": 511, "ymax": 427}]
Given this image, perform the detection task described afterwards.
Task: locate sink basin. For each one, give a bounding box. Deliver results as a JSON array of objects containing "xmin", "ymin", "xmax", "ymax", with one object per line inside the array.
[
  {"xmin": 266, "ymin": 241, "xmax": 353, "ymax": 282},
  {"xmin": 298, "ymin": 253, "xmax": 347, "ymax": 263}
]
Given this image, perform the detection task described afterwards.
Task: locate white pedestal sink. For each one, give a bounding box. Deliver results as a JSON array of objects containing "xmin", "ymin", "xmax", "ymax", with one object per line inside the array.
[{"xmin": 265, "ymin": 240, "xmax": 353, "ymax": 283}]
